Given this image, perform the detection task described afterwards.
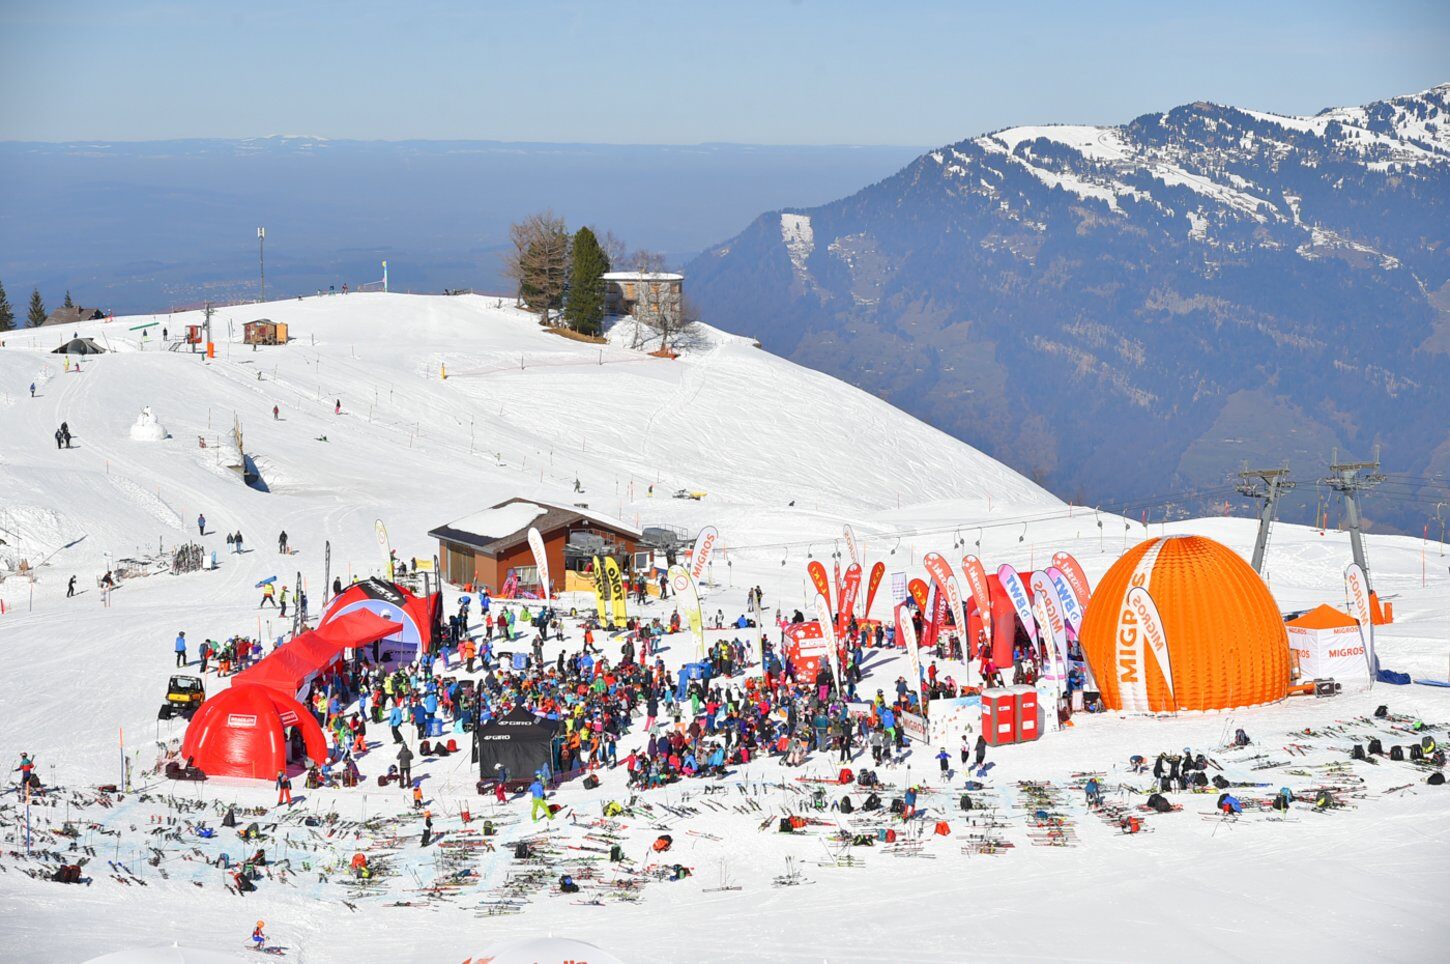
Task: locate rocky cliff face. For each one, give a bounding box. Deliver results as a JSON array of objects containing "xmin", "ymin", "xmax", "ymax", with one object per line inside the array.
[{"xmin": 688, "ymin": 84, "xmax": 1450, "ymax": 529}]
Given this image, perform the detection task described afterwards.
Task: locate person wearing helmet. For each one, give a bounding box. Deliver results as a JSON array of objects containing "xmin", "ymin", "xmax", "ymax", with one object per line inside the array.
[{"xmin": 251, "ymin": 921, "xmax": 266, "ymax": 950}]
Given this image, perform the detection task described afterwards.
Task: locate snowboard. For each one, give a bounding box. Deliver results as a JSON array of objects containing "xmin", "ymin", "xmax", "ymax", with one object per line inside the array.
[{"xmin": 255, "ymin": 576, "xmax": 277, "ymax": 588}]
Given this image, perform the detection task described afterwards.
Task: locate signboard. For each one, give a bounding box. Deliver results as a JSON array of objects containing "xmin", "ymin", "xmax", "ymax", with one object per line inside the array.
[{"xmin": 900, "ymin": 711, "xmax": 929, "ymax": 744}]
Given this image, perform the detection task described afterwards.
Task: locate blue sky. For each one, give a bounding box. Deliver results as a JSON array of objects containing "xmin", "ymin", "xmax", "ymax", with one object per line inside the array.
[{"xmin": 1, "ymin": 0, "xmax": 1446, "ymax": 144}]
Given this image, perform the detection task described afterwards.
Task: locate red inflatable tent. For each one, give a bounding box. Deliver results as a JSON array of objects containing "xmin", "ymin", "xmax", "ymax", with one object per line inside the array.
[
  {"xmin": 235, "ymin": 610, "xmax": 400, "ymax": 698},
  {"xmin": 180, "ymin": 684, "xmax": 327, "ymax": 779},
  {"xmin": 966, "ymin": 572, "xmax": 1032, "ymax": 669}
]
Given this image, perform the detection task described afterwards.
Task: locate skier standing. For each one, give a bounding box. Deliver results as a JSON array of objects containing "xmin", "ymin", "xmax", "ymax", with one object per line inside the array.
[
  {"xmin": 174, "ymin": 631, "xmax": 187, "ymax": 667},
  {"xmin": 278, "ymin": 530, "xmax": 288, "ymax": 554}
]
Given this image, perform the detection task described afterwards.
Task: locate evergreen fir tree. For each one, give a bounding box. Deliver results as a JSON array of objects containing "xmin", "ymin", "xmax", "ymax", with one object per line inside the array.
[
  {"xmin": 63, "ymin": 290, "xmax": 74, "ymax": 308},
  {"xmin": 27, "ymin": 288, "xmax": 47, "ymax": 328},
  {"xmin": 0, "ymin": 279, "xmax": 14, "ymax": 333},
  {"xmin": 564, "ymin": 226, "xmax": 610, "ymax": 335}
]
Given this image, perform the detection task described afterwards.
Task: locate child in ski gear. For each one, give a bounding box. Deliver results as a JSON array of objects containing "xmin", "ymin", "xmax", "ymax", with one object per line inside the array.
[{"xmin": 251, "ymin": 921, "xmax": 266, "ymax": 950}]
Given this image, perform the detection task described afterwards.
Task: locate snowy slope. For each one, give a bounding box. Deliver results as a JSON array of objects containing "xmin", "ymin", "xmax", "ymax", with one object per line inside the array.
[{"xmin": 1, "ymin": 294, "xmax": 1446, "ymax": 963}]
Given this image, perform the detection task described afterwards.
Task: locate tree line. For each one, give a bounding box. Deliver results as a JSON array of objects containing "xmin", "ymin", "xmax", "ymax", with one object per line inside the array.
[
  {"xmin": 0, "ymin": 282, "xmax": 75, "ymax": 333},
  {"xmin": 502, "ymin": 211, "xmax": 700, "ymax": 349}
]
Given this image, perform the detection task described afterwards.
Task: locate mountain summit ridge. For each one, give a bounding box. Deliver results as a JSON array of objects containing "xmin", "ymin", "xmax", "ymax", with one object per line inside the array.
[{"xmin": 687, "ymin": 83, "xmax": 1450, "ymax": 531}]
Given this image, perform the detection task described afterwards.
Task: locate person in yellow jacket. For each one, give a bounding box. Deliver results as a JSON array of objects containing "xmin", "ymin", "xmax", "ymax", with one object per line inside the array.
[{"xmin": 259, "ymin": 581, "xmax": 277, "ymax": 608}]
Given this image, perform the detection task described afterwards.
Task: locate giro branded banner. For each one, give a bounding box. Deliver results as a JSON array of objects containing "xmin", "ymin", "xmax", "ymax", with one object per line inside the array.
[
  {"xmin": 1124, "ymin": 586, "xmax": 1176, "ymax": 709},
  {"xmin": 997, "ymin": 566, "xmax": 1037, "ymax": 639},
  {"xmin": 814, "ymin": 592, "xmax": 841, "ymax": 689},
  {"xmin": 689, "ymin": 525, "xmax": 718, "ymax": 585},
  {"xmin": 668, "ymin": 564, "xmax": 705, "ymax": 660},
  {"xmin": 1344, "ymin": 562, "xmax": 1378, "ymax": 679},
  {"xmin": 843, "ymin": 524, "xmax": 862, "ymax": 567},
  {"xmin": 864, "ymin": 561, "xmax": 885, "ymax": 620},
  {"xmin": 1046, "ymin": 566, "xmax": 1085, "ymax": 635},
  {"xmin": 1029, "ymin": 572, "xmax": 1071, "ymax": 685},
  {"xmin": 962, "ymin": 555, "xmax": 993, "ymax": 640},
  {"xmin": 838, "ymin": 563, "xmax": 863, "ymax": 633},
  {"xmin": 603, "ymin": 556, "xmax": 627, "ymax": 629},
  {"xmin": 896, "ymin": 602, "xmax": 924, "ymax": 706},
  {"xmin": 1051, "ymin": 551, "xmax": 1092, "ymax": 609},
  {"xmin": 592, "ymin": 555, "xmax": 610, "ymax": 626},
  {"xmin": 375, "ymin": 519, "xmax": 393, "ymax": 580},
  {"xmin": 1112, "ymin": 539, "xmax": 1169, "ymax": 713},
  {"xmin": 807, "ymin": 560, "xmax": 832, "ymax": 612},
  {"xmin": 527, "ymin": 526, "xmax": 551, "ymax": 601}
]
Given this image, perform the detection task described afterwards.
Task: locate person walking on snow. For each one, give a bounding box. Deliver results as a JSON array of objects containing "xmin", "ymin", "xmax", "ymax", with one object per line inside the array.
[
  {"xmin": 272, "ymin": 405, "xmax": 279, "ymax": 420},
  {"xmin": 936, "ymin": 747, "xmax": 951, "ymax": 777},
  {"xmin": 278, "ymin": 530, "xmax": 288, "ymax": 554},
  {"xmin": 67, "ymin": 575, "xmax": 76, "ymax": 598},
  {"xmin": 29, "ymin": 383, "xmax": 35, "ymax": 398},
  {"xmin": 174, "ymin": 631, "xmax": 187, "ymax": 667},
  {"xmin": 974, "ymin": 734, "xmax": 988, "ymax": 770},
  {"xmin": 196, "ymin": 513, "xmax": 205, "ymax": 536},
  {"xmin": 334, "ymin": 399, "xmax": 341, "ymax": 415},
  {"xmin": 275, "ymin": 770, "xmax": 293, "ymax": 807},
  {"xmin": 397, "ymin": 744, "xmax": 413, "ymax": 787},
  {"xmin": 530, "ymin": 776, "xmax": 553, "ymax": 821},
  {"xmin": 259, "ymin": 582, "xmax": 277, "ymax": 608},
  {"xmin": 54, "ymin": 428, "xmax": 64, "ymax": 450},
  {"xmin": 278, "ymin": 586, "xmax": 288, "ymax": 619},
  {"xmin": 233, "ymin": 531, "xmax": 244, "ymax": 553}
]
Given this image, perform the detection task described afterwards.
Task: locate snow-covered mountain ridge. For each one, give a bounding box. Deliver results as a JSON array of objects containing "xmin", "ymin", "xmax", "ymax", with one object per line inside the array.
[{"xmin": 687, "ymin": 83, "xmax": 1450, "ymax": 532}]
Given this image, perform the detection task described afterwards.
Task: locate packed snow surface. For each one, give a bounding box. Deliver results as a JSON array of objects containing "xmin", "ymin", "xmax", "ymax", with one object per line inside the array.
[{"xmin": 0, "ymin": 293, "xmax": 1445, "ymax": 962}]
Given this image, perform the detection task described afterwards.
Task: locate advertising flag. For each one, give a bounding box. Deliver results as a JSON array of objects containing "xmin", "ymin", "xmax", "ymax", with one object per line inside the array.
[
  {"xmin": 1125, "ymin": 586, "xmax": 1175, "ymax": 708},
  {"xmin": 996, "ymin": 565, "xmax": 1036, "ymax": 639},
  {"xmin": 1029, "ymin": 571, "xmax": 1071, "ymax": 685},
  {"xmin": 375, "ymin": 519, "xmax": 393, "ymax": 580},
  {"xmin": 1344, "ymin": 562, "xmax": 1378, "ymax": 680},
  {"xmin": 843, "ymin": 524, "xmax": 861, "ymax": 567},
  {"xmin": 1046, "ymin": 566, "xmax": 1085, "ymax": 634},
  {"xmin": 592, "ymin": 555, "xmax": 610, "ymax": 625},
  {"xmin": 814, "ymin": 592, "xmax": 841, "ymax": 690},
  {"xmin": 603, "ymin": 556, "xmax": 627, "ymax": 629},
  {"xmin": 1051, "ymin": 551, "xmax": 1092, "ymax": 609},
  {"xmin": 838, "ymin": 563, "xmax": 862, "ymax": 633},
  {"xmin": 689, "ymin": 525, "xmax": 718, "ymax": 585},
  {"xmin": 527, "ymin": 526, "xmax": 551, "ymax": 601},
  {"xmin": 807, "ymin": 560, "xmax": 832, "ymax": 611},
  {"xmin": 669, "ymin": 564, "xmax": 705, "ymax": 660},
  {"xmin": 896, "ymin": 602, "xmax": 924, "ymax": 707},
  {"xmin": 961, "ymin": 554, "xmax": 993, "ymax": 641},
  {"xmin": 864, "ymin": 561, "xmax": 885, "ymax": 620},
  {"xmin": 907, "ymin": 578, "xmax": 930, "ymax": 614}
]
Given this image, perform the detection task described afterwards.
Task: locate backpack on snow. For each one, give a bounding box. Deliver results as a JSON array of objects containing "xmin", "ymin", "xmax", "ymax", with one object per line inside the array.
[
  {"xmin": 1212, "ymin": 775, "xmax": 1230, "ymax": 790},
  {"xmin": 1351, "ymin": 744, "xmax": 1366, "ymax": 761},
  {"xmin": 1409, "ymin": 744, "xmax": 1424, "ymax": 761},
  {"xmin": 583, "ymin": 774, "xmax": 601, "ymax": 790},
  {"xmin": 1146, "ymin": 793, "xmax": 1173, "ymax": 813},
  {"xmin": 839, "ymin": 796, "xmax": 854, "ymax": 814},
  {"xmin": 862, "ymin": 793, "xmax": 882, "ymax": 812},
  {"xmin": 838, "ymin": 767, "xmax": 854, "ymax": 785},
  {"xmin": 889, "ymin": 798, "xmax": 905, "ymax": 814},
  {"xmin": 1190, "ymin": 771, "xmax": 1208, "ymax": 787},
  {"xmin": 960, "ymin": 794, "xmax": 974, "ymax": 812},
  {"xmin": 1428, "ymin": 772, "xmax": 1446, "ymax": 786},
  {"xmin": 1374, "ymin": 705, "xmax": 1389, "ymax": 719},
  {"xmin": 1390, "ymin": 745, "xmax": 1405, "ymax": 761},
  {"xmin": 778, "ymin": 817, "xmax": 796, "ymax": 833},
  {"xmin": 1368, "ymin": 738, "xmax": 1384, "ymax": 756}
]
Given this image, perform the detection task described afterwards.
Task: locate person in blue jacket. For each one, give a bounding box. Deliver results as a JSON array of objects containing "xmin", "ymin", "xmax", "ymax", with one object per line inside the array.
[
  {"xmin": 530, "ymin": 776, "xmax": 553, "ymax": 822},
  {"xmin": 174, "ymin": 631, "xmax": 187, "ymax": 667},
  {"xmin": 389, "ymin": 704, "xmax": 404, "ymax": 744},
  {"xmin": 902, "ymin": 785, "xmax": 919, "ymax": 819},
  {"xmin": 1219, "ymin": 793, "xmax": 1242, "ymax": 815}
]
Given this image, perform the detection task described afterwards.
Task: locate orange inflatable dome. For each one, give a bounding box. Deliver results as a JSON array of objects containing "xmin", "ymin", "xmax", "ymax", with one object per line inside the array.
[{"xmin": 1078, "ymin": 535, "xmax": 1290, "ymax": 713}]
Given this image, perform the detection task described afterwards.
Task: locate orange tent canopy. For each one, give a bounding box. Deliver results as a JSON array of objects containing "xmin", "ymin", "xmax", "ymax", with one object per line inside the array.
[{"xmin": 1286, "ymin": 604, "xmax": 1358, "ymax": 631}]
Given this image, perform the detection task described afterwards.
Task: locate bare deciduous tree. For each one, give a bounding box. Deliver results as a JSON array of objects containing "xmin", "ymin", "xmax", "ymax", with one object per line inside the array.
[{"xmin": 501, "ymin": 210, "xmax": 569, "ymax": 324}]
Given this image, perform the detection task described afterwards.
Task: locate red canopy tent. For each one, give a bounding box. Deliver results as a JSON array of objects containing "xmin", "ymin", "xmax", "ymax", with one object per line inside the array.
[
  {"xmin": 180, "ymin": 683, "xmax": 327, "ymax": 779},
  {"xmin": 236, "ymin": 610, "xmax": 401, "ymax": 699}
]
